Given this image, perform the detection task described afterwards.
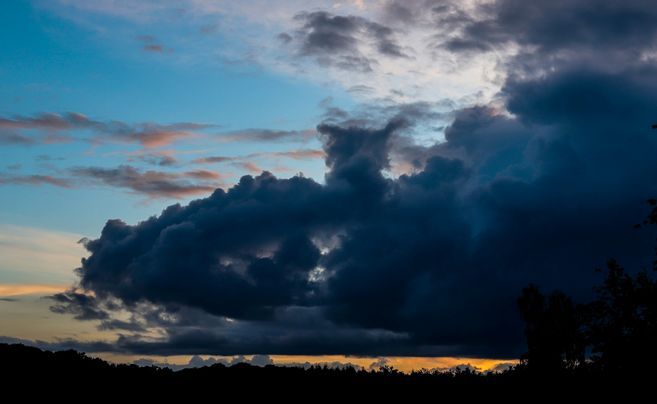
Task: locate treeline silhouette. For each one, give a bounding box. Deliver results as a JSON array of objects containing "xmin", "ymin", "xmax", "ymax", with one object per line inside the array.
[
  {"xmin": 0, "ymin": 342, "xmax": 632, "ymax": 398},
  {"xmin": 1, "ymin": 200, "xmax": 656, "ymax": 397}
]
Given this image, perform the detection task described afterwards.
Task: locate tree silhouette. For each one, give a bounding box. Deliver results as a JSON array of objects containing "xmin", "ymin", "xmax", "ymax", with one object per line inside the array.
[
  {"xmin": 517, "ymin": 199, "xmax": 657, "ymax": 376},
  {"xmin": 582, "ymin": 259, "xmax": 657, "ymax": 374},
  {"xmin": 517, "ymin": 285, "xmax": 584, "ymax": 373}
]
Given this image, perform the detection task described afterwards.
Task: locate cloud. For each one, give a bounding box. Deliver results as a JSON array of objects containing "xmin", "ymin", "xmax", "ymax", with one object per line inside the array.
[
  {"xmin": 369, "ymin": 357, "xmax": 391, "ymax": 370},
  {"xmin": 192, "ymin": 156, "xmax": 233, "ymax": 164},
  {"xmin": 0, "ymin": 112, "xmax": 91, "ymax": 145},
  {"xmin": 0, "ymin": 174, "xmax": 73, "ymax": 188},
  {"xmin": 134, "ymin": 153, "xmax": 178, "ymax": 167},
  {"xmin": 488, "ymin": 362, "xmax": 515, "ymax": 373},
  {"xmin": 0, "ymin": 284, "xmax": 68, "ymax": 298},
  {"xmin": 0, "ymin": 112, "xmax": 216, "ymax": 149},
  {"xmin": 39, "ymin": 0, "xmax": 504, "ymax": 104},
  {"xmin": 216, "ymin": 128, "xmax": 316, "ymax": 143},
  {"xmin": 131, "ymin": 353, "xmax": 273, "ymax": 370},
  {"xmin": 136, "ymin": 34, "xmax": 169, "ymax": 53},
  {"xmin": 230, "ymin": 161, "xmax": 263, "ymax": 174},
  {"xmin": 70, "ymin": 165, "xmax": 220, "ymax": 198},
  {"xmin": 43, "ymin": 0, "xmax": 657, "ymax": 358},
  {"xmin": 0, "ymin": 112, "xmax": 94, "ymax": 131},
  {"xmin": 0, "ymin": 160, "xmax": 225, "ymax": 198},
  {"xmin": 49, "ymin": 290, "xmax": 109, "ymax": 321},
  {"xmin": 442, "ymin": 0, "xmax": 657, "ymax": 56},
  {"xmin": 183, "ymin": 169, "xmax": 223, "ymax": 180},
  {"xmin": 192, "ymin": 149, "xmax": 325, "ymax": 166},
  {"xmin": 99, "ymin": 122, "xmax": 214, "ymax": 148},
  {"xmin": 0, "ymin": 132, "xmax": 36, "ymax": 145},
  {"xmin": 281, "ymin": 11, "xmax": 408, "ymax": 72},
  {"xmin": 51, "ymin": 60, "xmax": 657, "ymax": 357}
]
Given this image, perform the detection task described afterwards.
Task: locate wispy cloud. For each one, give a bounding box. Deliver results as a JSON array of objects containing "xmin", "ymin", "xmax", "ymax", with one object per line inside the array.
[
  {"xmin": 0, "ymin": 112, "xmax": 217, "ymax": 149},
  {"xmin": 70, "ymin": 165, "xmax": 221, "ymax": 198},
  {"xmin": 38, "ymin": 0, "xmax": 504, "ymax": 105},
  {"xmin": 193, "ymin": 148, "xmax": 325, "ymax": 165},
  {"xmin": 101, "ymin": 122, "xmax": 213, "ymax": 148},
  {"xmin": 136, "ymin": 34, "xmax": 170, "ymax": 54},
  {"xmin": 216, "ymin": 128, "xmax": 317, "ymax": 143},
  {"xmin": 230, "ymin": 161, "xmax": 262, "ymax": 174},
  {"xmin": 0, "ymin": 284, "xmax": 68, "ymax": 298},
  {"xmin": 0, "ymin": 173, "xmax": 73, "ymax": 188}
]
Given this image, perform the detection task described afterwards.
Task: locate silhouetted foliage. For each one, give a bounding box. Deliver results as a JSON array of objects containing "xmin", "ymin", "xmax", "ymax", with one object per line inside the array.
[
  {"xmin": 0, "ymin": 343, "xmax": 627, "ymax": 399},
  {"xmin": 582, "ymin": 258, "xmax": 657, "ymax": 374},
  {"xmin": 516, "ymin": 199, "xmax": 657, "ymax": 380}
]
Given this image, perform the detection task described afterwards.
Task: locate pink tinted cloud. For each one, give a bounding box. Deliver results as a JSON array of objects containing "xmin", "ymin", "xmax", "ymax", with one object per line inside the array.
[{"xmin": 71, "ymin": 165, "xmax": 221, "ymax": 198}]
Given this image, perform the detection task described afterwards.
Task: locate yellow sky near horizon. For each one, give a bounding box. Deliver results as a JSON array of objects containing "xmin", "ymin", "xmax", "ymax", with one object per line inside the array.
[{"xmin": 94, "ymin": 353, "xmax": 516, "ymax": 374}]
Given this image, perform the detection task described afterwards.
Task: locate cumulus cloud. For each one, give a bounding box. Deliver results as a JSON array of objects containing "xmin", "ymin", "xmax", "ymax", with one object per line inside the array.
[
  {"xmin": 442, "ymin": 0, "xmax": 657, "ymax": 55},
  {"xmin": 46, "ymin": 0, "xmax": 657, "ymax": 359},
  {"xmin": 369, "ymin": 357, "xmax": 391, "ymax": 370},
  {"xmin": 51, "ymin": 63, "xmax": 657, "ymax": 356}
]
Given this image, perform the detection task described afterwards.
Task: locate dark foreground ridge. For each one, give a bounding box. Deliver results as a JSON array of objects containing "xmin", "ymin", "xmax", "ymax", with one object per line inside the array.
[{"xmin": 0, "ymin": 342, "xmax": 652, "ymax": 399}]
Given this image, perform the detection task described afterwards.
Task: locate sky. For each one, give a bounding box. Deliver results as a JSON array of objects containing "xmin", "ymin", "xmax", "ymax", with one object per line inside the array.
[{"xmin": 2, "ymin": 0, "xmax": 657, "ymax": 372}]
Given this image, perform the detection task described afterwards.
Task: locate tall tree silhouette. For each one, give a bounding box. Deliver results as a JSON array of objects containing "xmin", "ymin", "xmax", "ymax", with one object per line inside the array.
[
  {"xmin": 582, "ymin": 199, "xmax": 657, "ymax": 374},
  {"xmin": 582, "ymin": 258, "xmax": 657, "ymax": 374},
  {"xmin": 517, "ymin": 199, "xmax": 657, "ymax": 375},
  {"xmin": 517, "ymin": 285, "xmax": 584, "ymax": 373}
]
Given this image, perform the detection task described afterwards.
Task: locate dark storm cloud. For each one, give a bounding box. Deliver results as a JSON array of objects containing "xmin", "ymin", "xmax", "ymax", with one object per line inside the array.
[
  {"xmin": 281, "ymin": 11, "xmax": 407, "ymax": 72},
  {"xmin": 382, "ymin": 0, "xmax": 471, "ymax": 30},
  {"xmin": 49, "ymin": 1, "xmax": 657, "ymax": 358},
  {"xmin": 49, "ymin": 290, "xmax": 109, "ymax": 321},
  {"xmin": 442, "ymin": 0, "xmax": 657, "ymax": 54},
  {"xmin": 51, "ymin": 63, "xmax": 657, "ymax": 357}
]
